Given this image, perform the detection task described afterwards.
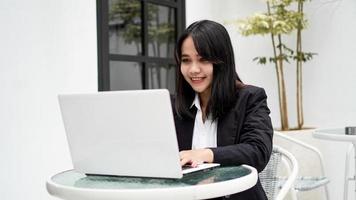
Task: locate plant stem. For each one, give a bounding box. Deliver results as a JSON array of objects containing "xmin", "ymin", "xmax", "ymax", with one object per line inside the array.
[
  {"xmin": 296, "ymin": 0, "xmax": 304, "ymax": 129},
  {"xmin": 267, "ymin": 1, "xmax": 289, "ymax": 130},
  {"xmin": 277, "ymin": 34, "xmax": 289, "ymax": 130}
]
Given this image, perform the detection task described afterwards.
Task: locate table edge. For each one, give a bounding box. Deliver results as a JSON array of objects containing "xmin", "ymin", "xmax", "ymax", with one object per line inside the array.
[
  {"xmin": 313, "ymin": 129, "xmax": 356, "ymax": 142},
  {"xmin": 46, "ymin": 165, "xmax": 257, "ymax": 200}
]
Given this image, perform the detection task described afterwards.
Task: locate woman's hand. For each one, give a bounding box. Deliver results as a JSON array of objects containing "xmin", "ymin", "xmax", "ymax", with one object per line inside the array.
[{"xmin": 179, "ymin": 149, "xmax": 214, "ymax": 167}]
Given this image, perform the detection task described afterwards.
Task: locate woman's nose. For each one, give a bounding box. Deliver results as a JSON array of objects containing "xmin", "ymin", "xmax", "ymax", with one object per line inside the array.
[{"xmin": 189, "ymin": 62, "xmax": 201, "ymax": 74}]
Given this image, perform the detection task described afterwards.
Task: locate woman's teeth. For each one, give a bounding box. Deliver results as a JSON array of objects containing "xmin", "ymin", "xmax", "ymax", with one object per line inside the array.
[{"xmin": 191, "ymin": 77, "xmax": 203, "ymax": 81}]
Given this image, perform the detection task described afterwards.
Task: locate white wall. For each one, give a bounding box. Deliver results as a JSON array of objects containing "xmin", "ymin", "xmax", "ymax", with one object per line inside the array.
[
  {"xmin": 186, "ymin": 0, "xmax": 356, "ymax": 199},
  {"xmin": 0, "ymin": 0, "xmax": 97, "ymax": 199}
]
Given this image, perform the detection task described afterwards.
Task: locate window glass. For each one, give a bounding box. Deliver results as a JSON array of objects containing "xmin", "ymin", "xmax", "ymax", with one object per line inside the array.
[
  {"xmin": 146, "ymin": 63, "xmax": 176, "ymax": 93},
  {"xmin": 109, "ymin": 0, "xmax": 142, "ymax": 55},
  {"xmin": 110, "ymin": 61, "xmax": 143, "ymax": 90},
  {"xmin": 147, "ymin": 4, "xmax": 176, "ymax": 58}
]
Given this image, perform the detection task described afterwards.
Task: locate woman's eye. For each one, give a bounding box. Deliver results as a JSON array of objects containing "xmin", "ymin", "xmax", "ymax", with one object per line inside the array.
[
  {"xmin": 181, "ymin": 58, "xmax": 190, "ymax": 63},
  {"xmin": 200, "ymin": 58, "xmax": 210, "ymax": 63}
]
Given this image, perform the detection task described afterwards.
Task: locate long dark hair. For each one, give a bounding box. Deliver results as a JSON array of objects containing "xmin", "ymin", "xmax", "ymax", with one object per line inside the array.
[{"xmin": 174, "ymin": 20, "xmax": 243, "ymax": 120}]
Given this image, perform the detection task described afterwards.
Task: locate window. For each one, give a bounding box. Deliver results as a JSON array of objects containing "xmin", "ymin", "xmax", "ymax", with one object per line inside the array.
[{"xmin": 97, "ymin": 0, "xmax": 185, "ymax": 93}]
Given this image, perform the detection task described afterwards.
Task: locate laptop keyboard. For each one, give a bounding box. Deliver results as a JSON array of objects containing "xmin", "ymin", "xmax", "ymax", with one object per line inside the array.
[{"xmin": 182, "ymin": 165, "xmax": 194, "ymax": 170}]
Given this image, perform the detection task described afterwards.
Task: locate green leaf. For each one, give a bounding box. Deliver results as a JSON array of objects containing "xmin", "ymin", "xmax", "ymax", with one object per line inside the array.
[{"xmin": 253, "ymin": 57, "xmax": 268, "ymax": 65}]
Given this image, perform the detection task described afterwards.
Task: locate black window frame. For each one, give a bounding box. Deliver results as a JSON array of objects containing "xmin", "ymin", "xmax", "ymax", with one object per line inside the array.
[{"xmin": 97, "ymin": 0, "xmax": 186, "ymax": 91}]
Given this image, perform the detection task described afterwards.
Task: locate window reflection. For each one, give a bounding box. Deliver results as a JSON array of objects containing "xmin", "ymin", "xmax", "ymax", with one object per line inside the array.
[
  {"xmin": 147, "ymin": 4, "xmax": 175, "ymax": 58},
  {"xmin": 109, "ymin": 0, "xmax": 142, "ymax": 55},
  {"xmin": 110, "ymin": 61, "xmax": 143, "ymax": 90},
  {"xmin": 146, "ymin": 63, "xmax": 176, "ymax": 93}
]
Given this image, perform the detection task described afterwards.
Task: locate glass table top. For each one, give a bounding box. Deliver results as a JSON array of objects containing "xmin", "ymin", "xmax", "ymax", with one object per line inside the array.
[
  {"xmin": 51, "ymin": 166, "xmax": 252, "ymax": 189},
  {"xmin": 313, "ymin": 128, "xmax": 356, "ymax": 142},
  {"xmin": 315, "ymin": 128, "xmax": 347, "ymax": 135}
]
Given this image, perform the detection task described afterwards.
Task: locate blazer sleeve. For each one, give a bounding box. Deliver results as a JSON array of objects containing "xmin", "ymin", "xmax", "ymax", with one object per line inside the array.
[{"xmin": 211, "ymin": 87, "xmax": 273, "ymax": 172}]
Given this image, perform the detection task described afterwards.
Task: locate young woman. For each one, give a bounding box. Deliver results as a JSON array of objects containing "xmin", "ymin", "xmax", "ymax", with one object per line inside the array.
[{"xmin": 173, "ymin": 20, "xmax": 273, "ymax": 200}]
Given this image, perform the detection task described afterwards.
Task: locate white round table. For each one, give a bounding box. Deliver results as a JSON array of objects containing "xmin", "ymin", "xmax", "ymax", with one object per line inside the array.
[
  {"xmin": 46, "ymin": 165, "xmax": 257, "ymax": 200},
  {"xmin": 313, "ymin": 128, "xmax": 356, "ymax": 200}
]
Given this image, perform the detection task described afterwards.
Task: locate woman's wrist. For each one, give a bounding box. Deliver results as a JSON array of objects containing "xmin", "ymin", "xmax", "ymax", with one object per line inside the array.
[{"xmin": 204, "ymin": 148, "xmax": 214, "ymax": 163}]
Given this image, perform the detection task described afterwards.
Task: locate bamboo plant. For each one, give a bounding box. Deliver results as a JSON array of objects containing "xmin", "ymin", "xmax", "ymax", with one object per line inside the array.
[{"xmin": 237, "ymin": 0, "xmax": 316, "ymax": 130}]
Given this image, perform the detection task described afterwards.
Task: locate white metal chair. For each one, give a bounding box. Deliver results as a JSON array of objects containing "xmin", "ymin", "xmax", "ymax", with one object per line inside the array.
[
  {"xmin": 344, "ymin": 144, "xmax": 354, "ymax": 200},
  {"xmin": 260, "ymin": 145, "xmax": 299, "ymax": 200},
  {"xmin": 274, "ymin": 131, "xmax": 330, "ymax": 200}
]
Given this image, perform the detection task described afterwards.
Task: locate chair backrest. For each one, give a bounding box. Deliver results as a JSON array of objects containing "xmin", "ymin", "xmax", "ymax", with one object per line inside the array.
[
  {"xmin": 274, "ymin": 131, "xmax": 327, "ymax": 178},
  {"xmin": 273, "ymin": 131, "xmax": 330, "ymax": 200},
  {"xmin": 260, "ymin": 145, "xmax": 299, "ymax": 200}
]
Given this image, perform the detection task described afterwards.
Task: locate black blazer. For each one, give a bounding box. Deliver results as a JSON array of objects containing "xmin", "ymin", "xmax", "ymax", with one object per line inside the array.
[{"xmin": 173, "ymin": 85, "xmax": 273, "ymax": 200}]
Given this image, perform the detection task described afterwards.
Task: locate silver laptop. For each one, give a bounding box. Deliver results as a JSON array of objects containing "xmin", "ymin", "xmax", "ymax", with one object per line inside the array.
[{"xmin": 58, "ymin": 89, "xmax": 219, "ymax": 179}]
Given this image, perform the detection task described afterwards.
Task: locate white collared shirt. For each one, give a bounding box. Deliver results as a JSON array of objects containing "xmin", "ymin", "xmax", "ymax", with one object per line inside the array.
[{"xmin": 191, "ymin": 94, "xmax": 218, "ymax": 149}]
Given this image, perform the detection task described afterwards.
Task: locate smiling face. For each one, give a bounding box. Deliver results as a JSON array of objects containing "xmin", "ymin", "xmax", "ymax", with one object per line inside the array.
[{"xmin": 180, "ymin": 36, "xmax": 213, "ymax": 99}]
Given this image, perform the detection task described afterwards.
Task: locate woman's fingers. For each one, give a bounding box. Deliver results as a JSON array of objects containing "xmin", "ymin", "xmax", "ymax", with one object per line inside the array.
[
  {"xmin": 179, "ymin": 150, "xmax": 204, "ymax": 167},
  {"xmin": 180, "ymin": 157, "xmax": 191, "ymax": 166},
  {"xmin": 190, "ymin": 160, "xmax": 201, "ymax": 167}
]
